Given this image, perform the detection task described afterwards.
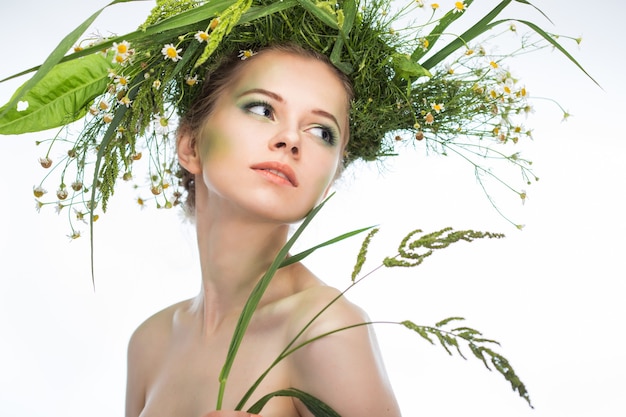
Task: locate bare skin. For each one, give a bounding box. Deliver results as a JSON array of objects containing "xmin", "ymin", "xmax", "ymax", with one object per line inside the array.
[{"xmin": 125, "ymin": 50, "xmax": 401, "ymax": 417}]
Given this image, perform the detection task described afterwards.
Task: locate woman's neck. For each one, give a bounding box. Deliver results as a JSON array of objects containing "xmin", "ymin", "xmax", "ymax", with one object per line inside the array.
[{"xmin": 192, "ymin": 198, "xmax": 292, "ymax": 333}]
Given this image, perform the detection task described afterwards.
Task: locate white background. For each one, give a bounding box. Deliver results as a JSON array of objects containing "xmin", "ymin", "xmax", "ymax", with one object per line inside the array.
[{"xmin": 0, "ymin": 1, "xmax": 624, "ymax": 416}]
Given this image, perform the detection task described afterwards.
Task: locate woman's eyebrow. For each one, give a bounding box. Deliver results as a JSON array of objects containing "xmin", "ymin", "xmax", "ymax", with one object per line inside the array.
[
  {"xmin": 239, "ymin": 88, "xmax": 283, "ymax": 102},
  {"xmin": 312, "ymin": 109, "xmax": 340, "ymax": 131},
  {"xmin": 240, "ymin": 88, "xmax": 341, "ymax": 130}
]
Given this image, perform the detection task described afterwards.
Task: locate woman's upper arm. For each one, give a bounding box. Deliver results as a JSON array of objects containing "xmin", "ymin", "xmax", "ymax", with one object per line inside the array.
[
  {"xmin": 290, "ymin": 298, "xmax": 401, "ymax": 417},
  {"xmin": 125, "ymin": 325, "xmax": 149, "ymax": 417}
]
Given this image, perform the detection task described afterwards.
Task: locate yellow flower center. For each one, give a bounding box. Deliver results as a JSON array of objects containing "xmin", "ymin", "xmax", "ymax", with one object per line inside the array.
[
  {"xmin": 117, "ymin": 44, "xmax": 128, "ymax": 54},
  {"xmin": 455, "ymin": 2, "xmax": 465, "ymax": 11},
  {"xmin": 166, "ymin": 47, "xmax": 178, "ymax": 58}
]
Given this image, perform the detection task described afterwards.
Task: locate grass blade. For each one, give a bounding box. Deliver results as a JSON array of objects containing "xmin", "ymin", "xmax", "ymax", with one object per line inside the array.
[
  {"xmin": 421, "ymin": 0, "xmax": 513, "ymax": 70},
  {"xmin": 506, "ymin": 18, "xmax": 600, "ymax": 87},
  {"xmin": 281, "ymin": 225, "xmax": 375, "ymax": 268},
  {"xmin": 246, "ymin": 388, "xmax": 340, "ymax": 416},
  {"xmin": 411, "ymin": 0, "xmax": 477, "ymax": 62},
  {"xmin": 216, "ymin": 193, "xmax": 335, "ymax": 409}
]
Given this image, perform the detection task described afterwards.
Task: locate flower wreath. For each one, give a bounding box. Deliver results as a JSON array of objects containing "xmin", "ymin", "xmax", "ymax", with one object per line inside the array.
[{"xmin": 0, "ymin": 0, "xmax": 589, "ymax": 237}]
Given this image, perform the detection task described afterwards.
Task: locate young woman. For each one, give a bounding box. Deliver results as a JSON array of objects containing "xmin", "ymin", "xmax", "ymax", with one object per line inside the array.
[{"xmin": 124, "ymin": 44, "xmax": 402, "ymax": 417}]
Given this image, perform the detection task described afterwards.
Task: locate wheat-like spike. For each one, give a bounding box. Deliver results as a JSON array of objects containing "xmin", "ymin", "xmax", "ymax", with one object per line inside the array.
[{"xmin": 351, "ymin": 227, "xmax": 380, "ymax": 282}]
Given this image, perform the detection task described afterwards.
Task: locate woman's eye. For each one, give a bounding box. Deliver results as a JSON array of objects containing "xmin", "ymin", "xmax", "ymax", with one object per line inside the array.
[
  {"xmin": 309, "ymin": 126, "xmax": 337, "ymax": 145},
  {"xmin": 245, "ymin": 102, "xmax": 274, "ymax": 119}
]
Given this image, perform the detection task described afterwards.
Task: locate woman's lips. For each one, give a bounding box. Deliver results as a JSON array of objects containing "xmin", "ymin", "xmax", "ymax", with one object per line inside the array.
[{"xmin": 250, "ymin": 161, "xmax": 299, "ymax": 187}]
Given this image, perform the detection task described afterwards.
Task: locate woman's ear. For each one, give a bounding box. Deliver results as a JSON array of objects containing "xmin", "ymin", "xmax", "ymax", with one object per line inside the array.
[{"xmin": 177, "ymin": 126, "xmax": 202, "ymax": 174}]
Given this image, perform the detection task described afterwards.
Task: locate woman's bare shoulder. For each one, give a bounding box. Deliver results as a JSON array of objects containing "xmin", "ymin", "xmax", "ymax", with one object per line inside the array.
[
  {"xmin": 128, "ymin": 299, "xmax": 190, "ymax": 355},
  {"xmin": 284, "ymin": 263, "xmax": 368, "ymax": 335},
  {"xmin": 285, "ymin": 267, "xmax": 401, "ymax": 416}
]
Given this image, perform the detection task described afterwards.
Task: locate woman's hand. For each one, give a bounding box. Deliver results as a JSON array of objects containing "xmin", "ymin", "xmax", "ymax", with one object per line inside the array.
[{"xmin": 200, "ymin": 411, "xmax": 261, "ymax": 417}]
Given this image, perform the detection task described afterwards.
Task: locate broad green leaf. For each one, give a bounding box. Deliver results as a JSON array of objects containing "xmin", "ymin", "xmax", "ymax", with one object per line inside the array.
[
  {"xmin": 0, "ymin": 53, "xmax": 110, "ymax": 134},
  {"xmin": 0, "ymin": 0, "xmax": 145, "ymax": 119},
  {"xmin": 247, "ymin": 388, "xmax": 340, "ymax": 416}
]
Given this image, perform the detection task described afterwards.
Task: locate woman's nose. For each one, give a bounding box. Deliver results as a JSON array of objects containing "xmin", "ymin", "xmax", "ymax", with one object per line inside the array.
[{"xmin": 270, "ymin": 127, "xmax": 300, "ymax": 157}]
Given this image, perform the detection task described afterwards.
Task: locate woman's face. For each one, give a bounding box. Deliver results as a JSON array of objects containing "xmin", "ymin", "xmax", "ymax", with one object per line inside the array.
[{"xmin": 195, "ymin": 49, "xmax": 349, "ymax": 223}]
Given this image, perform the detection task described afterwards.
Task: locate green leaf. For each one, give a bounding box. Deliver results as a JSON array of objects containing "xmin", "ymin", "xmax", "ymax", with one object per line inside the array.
[
  {"xmin": 435, "ymin": 316, "xmax": 465, "ymax": 328},
  {"xmin": 295, "ymin": 0, "xmax": 339, "ymax": 29},
  {"xmin": 339, "ymin": 0, "xmax": 357, "ymax": 34},
  {"xmin": 514, "ymin": 0, "xmax": 553, "ymax": 24},
  {"xmin": 401, "ymin": 320, "xmax": 434, "ymax": 344},
  {"xmin": 246, "ymin": 388, "xmax": 340, "ymax": 416},
  {"xmin": 421, "ymin": 0, "xmax": 514, "ymax": 70},
  {"xmin": 240, "ymin": 0, "xmax": 298, "ymax": 22},
  {"xmin": 392, "ymin": 53, "xmax": 432, "ymax": 82},
  {"xmin": 469, "ymin": 343, "xmax": 490, "ymax": 369},
  {"xmin": 0, "ymin": 53, "xmax": 111, "ymax": 134},
  {"xmin": 411, "ymin": 0, "xmax": 476, "ymax": 62},
  {"xmin": 433, "ymin": 330, "xmax": 453, "ymax": 355},
  {"xmin": 281, "ymin": 225, "xmax": 375, "ymax": 268},
  {"xmin": 329, "ymin": 0, "xmax": 357, "ymax": 72},
  {"xmin": 505, "ymin": 18, "xmax": 600, "ymax": 87},
  {"xmin": 0, "ymin": 0, "xmax": 140, "ymax": 119}
]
